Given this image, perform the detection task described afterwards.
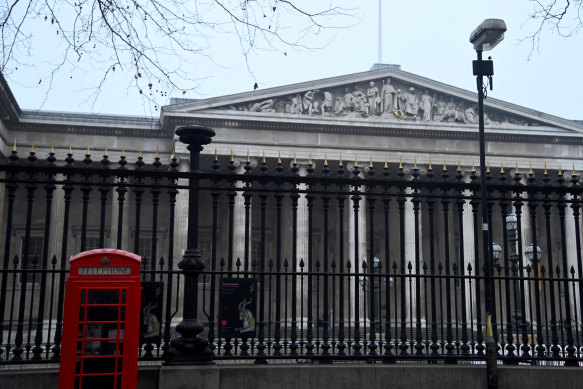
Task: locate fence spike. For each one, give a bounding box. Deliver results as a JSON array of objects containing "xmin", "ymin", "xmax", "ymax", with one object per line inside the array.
[
  {"xmin": 457, "ymin": 160, "xmax": 461, "ymax": 172},
  {"xmin": 156, "ymin": 146, "xmax": 159, "ymax": 158},
  {"xmin": 413, "ymin": 157, "xmax": 417, "ymax": 169},
  {"xmin": 86, "ymin": 144, "xmax": 90, "ymax": 155},
  {"xmin": 309, "ymin": 152, "xmax": 313, "ymax": 165},
  {"xmin": 384, "ymin": 156, "xmax": 388, "ymax": 169},
  {"xmin": 515, "ymin": 161, "xmax": 519, "ymax": 174},
  {"xmin": 443, "ymin": 159, "xmax": 447, "ymax": 172},
  {"xmin": 278, "ymin": 151, "xmax": 282, "ymax": 164},
  {"xmin": 262, "ymin": 151, "xmax": 266, "ymax": 163},
  {"xmin": 500, "ymin": 161, "xmax": 504, "ymax": 174},
  {"xmin": 399, "ymin": 156, "xmax": 403, "ymax": 169},
  {"xmin": 293, "ymin": 152, "xmax": 297, "ymax": 164},
  {"xmin": 369, "ymin": 155, "xmax": 373, "ymax": 168},
  {"xmin": 122, "ymin": 145, "xmax": 125, "ymax": 157},
  {"xmin": 472, "ymin": 160, "xmax": 476, "ymax": 172},
  {"xmin": 339, "ymin": 153, "xmax": 343, "ymax": 166},
  {"xmin": 172, "ymin": 148, "xmax": 176, "ymax": 160},
  {"xmin": 13, "ymin": 138, "xmax": 16, "ymax": 151},
  {"xmin": 544, "ymin": 163, "xmax": 548, "ymax": 175},
  {"xmin": 68, "ymin": 143, "xmax": 72, "ymax": 154},
  {"xmin": 427, "ymin": 157, "xmax": 432, "ymax": 171},
  {"xmin": 215, "ymin": 148, "xmax": 218, "ymax": 161},
  {"xmin": 573, "ymin": 164, "xmax": 576, "ymax": 177},
  {"xmin": 230, "ymin": 149, "xmax": 234, "ymax": 162},
  {"xmin": 324, "ymin": 153, "xmax": 328, "ymax": 166},
  {"xmin": 246, "ymin": 150, "xmax": 250, "ymax": 162},
  {"xmin": 104, "ymin": 145, "xmax": 108, "ymax": 156},
  {"xmin": 529, "ymin": 162, "xmax": 533, "ymax": 174},
  {"xmin": 558, "ymin": 166, "xmax": 563, "ymax": 176},
  {"xmin": 51, "ymin": 142, "xmax": 54, "ymax": 154},
  {"xmin": 31, "ymin": 141, "xmax": 35, "ymax": 153}
]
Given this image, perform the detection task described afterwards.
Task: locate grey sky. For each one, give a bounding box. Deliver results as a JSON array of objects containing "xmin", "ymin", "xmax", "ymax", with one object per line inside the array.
[{"xmin": 6, "ymin": 1, "xmax": 582, "ymax": 120}]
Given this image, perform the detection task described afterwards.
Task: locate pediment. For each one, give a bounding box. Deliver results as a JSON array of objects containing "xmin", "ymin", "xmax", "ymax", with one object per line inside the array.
[{"xmin": 164, "ymin": 68, "xmax": 583, "ymax": 134}]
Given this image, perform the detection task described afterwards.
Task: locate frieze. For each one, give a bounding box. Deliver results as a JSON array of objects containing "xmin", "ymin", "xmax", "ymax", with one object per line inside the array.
[{"xmin": 221, "ymin": 77, "xmax": 543, "ymax": 127}]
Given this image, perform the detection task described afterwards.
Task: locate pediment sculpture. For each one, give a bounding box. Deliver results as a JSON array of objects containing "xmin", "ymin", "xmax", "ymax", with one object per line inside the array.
[{"xmin": 223, "ymin": 77, "xmax": 542, "ymax": 127}]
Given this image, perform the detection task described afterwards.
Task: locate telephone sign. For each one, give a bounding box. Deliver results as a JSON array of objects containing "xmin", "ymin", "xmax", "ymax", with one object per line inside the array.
[{"xmin": 58, "ymin": 249, "xmax": 141, "ymax": 389}]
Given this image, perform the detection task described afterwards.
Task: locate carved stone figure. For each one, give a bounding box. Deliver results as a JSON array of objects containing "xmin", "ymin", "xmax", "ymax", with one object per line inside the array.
[
  {"xmin": 342, "ymin": 88, "xmax": 355, "ymax": 112},
  {"xmin": 443, "ymin": 97, "xmax": 464, "ymax": 122},
  {"xmin": 464, "ymin": 106, "xmax": 477, "ymax": 124},
  {"xmin": 321, "ymin": 91, "xmax": 333, "ymax": 115},
  {"xmin": 366, "ymin": 81, "xmax": 380, "ymax": 115},
  {"xmin": 353, "ymin": 87, "xmax": 368, "ymax": 114},
  {"xmin": 400, "ymin": 87, "xmax": 419, "ymax": 119},
  {"xmin": 381, "ymin": 78, "xmax": 395, "ymax": 114},
  {"xmin": 419, "ymin": 90, "xmax": 432, "ymax": 121},
  {"xmin": 303, "ymin": 90, "xmax": 318, "ymax": 115},
  {"xmin": 288, "ymin": 94, "xmax": 302, "ymax": 114},
  {"xmin": 333, "ymin": 96, "xmax": 345, "ymax": 114},
  {"xmin": 249, "ymin": 99, "xmax": 275, "ymax": 112}
]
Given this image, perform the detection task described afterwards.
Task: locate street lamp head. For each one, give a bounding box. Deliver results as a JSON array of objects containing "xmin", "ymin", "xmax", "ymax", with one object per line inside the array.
[
  {"xmin": 505, "ymin": 214, "xmax": 517, "ymax": 232},
  {"xmin": 525, "ymin": 243, "xmax": 542, "ymax": 262},
  {"xmin": 470, "ymin": 18, "xmax": 507, "ymax": 51},
  {"xmin": 491, "ymin": 242, "xmax": 502, "ymax": 262}
]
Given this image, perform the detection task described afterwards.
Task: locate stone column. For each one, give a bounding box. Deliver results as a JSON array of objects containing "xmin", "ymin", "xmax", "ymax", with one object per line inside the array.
[
  {"xmin": 462, "ymin": 190, "xmax": 476, "ymax": 325},
  {"xmin": 232, "ymin": 162, "xmax": 247, "ymax": 263},
  {"xmin": 520, "ymin": 201, "xmax": 532, "ymax": 324},
  {"xmin": 296, "ymin": 165, "xmax": 308, "ymax": 323},
  {"xmin": 348, "ymin": 187, "xmax": 367, "ymax": 324},
  {"xmin": 565, "ymin": 194, "xmax": 579, "ymax": 322},
  {"xmin": 174, "ymin": 160, "xmax": 190, "ymax": 265},
  {"xmin": 405, "ymin": 187, "xmax": 420, "ymax": 324},
  {"xmin": 48, "ymin": 174, "xmax": 65, "ymax": 259}
]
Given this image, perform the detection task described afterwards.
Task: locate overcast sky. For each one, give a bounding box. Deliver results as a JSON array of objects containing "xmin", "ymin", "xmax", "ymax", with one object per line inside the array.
[{"xmin": 6, "ymin": 0, "xmax": 583, "ymax": 120}]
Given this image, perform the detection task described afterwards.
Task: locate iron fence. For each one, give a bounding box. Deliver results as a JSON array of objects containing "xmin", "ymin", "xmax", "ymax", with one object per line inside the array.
[{"xmin": 0, "ymin": 142, "xmax": 583, "ymax": 365}]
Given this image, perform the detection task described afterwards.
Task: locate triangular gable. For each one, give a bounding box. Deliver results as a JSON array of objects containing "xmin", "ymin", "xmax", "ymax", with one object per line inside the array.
[{"xmin": 163, "ymin": 68, "xmax": 583, "ymax": 134}]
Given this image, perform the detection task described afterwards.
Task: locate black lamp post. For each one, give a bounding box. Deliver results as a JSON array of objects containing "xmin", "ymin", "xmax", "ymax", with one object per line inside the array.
[
  {"xmin": 470, "ymin": 18, "xmax": 507, "ymax": 389},
  {"xmin": 164, "ymin": 125, "xmax": 215, "ymax": 364}
]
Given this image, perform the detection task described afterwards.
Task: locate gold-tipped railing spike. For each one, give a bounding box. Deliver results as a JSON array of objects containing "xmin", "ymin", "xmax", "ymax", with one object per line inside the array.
[
  {"xmin": 155, "ymin": 146, "xmax": 159, "ymax": 158},
  {"xmin": 529, "ymin": 163, "xmax": 533, "ymax": 174},
  {"xmin": 573, "ymin": 164, "xmax": 577, "ymax": 177},
  {"xmin": 86, "ymin": 145, "xmax": 90, "ymax": 155},
  {"xmin": 339, "ymin": 153, "xmax": 343, "ymax": 166},
  {"xmin": 278, "ymin": 151, "xmax": 282, "ymax": 164},
  {"xmin": 262, "ymin": 151, "xmax": 266, "ymax": 164},
  {"xmin": 104, "ymin": 145, "xmax": 108, "ymax": 156},
  {"xmin": 486, "ymin": 163, "xmax": 490, "ymax": 173},
  {"xmin": 246, "ymin": 150, "xmax": 250, "ymax": 163},
  {"xmin": 172, "ymin": 148, "xmax": 176, "ymax": 160},
  {"xmin": 13, "ymin": 139, "xmax": 16, "ymax": 151},
  {"xmin": 500, "ymin": 161, "xmax": 504, "ymax": 174},
  {"xmin": 472, "ymin": 161, "xmax": 476, "ymax": 173},
  {"xmin": 369, "ymin": 156, "xmax": 373, "ymax": 168},
  {"xmin": 354, "ymin": 155, "xmax": 358, "ymax": 167},
  {"xmin": 31, "ymin": 142, "xmax": 35, "ymax": 153},
  {"xmin": 399, "ymin": 156, "xmax": 403, "ymax": 169},
  {"xmin": 214, "ymin": 149, "xmax": 218, "ymax": 161},
  {"xmin": 544, "ymin": 163, "xmax": 548, "ymax": 175},
  {"xmin": 69, "ymin": 144, "xmax": 72, "ymax": 154},
  {"xmin": 428, "ymin": 158, "xmax": 432, "ymax": 170},
  {"xmin": 384, "ymin": 156, "xmax": 388, "ymax": 169},
  {"xmin": 457, "ymin": 160, "xmax": 461, "ymax": 171},
  {"xmin": 138, "ymin": 146, "xmax": 142, "ymax": 158},
  {"xmin": 230, "ymin": 150, "xmax": 234, "ymax": 162},
  {"xmin": 122, "ymin": 146, "xmax": 125, "ymax": 157},
  {"xmin": 51, "ymin": 143, "xmax": 55, "ymax": 154},
  {"xmin": 515, "ymin": 162, "xmax": 519, "ymax": 174},
  {"xmin": 309, "ymin": 152, "xmax": 313, "ymax": 165},
  {"xmin": 324, "ymin": 153, "xmax": 328, "ymax": 166},
  {"xmin": 293, "ymin": 152, "xmax": 297, "ymax": 164},
  {"xmin": 413, "ymin": 157, "xmax": 417, "ymax": 169},
  {"xmin": 443, "ymin": 160, "xmax": 447, "ymax": 172},
  {"xmin": 558, "ymin": 167, "xmax": 563, "ymax": 176}
]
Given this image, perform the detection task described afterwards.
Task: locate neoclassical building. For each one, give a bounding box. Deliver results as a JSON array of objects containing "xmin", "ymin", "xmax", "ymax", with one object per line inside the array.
[{"xmin": 1, "ymin": 66, "xmax": 583, "ymax": 359}]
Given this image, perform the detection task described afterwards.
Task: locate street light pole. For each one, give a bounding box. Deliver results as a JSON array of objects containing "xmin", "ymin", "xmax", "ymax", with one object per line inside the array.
[{"xmin": 470, "ymin": 18, "xmax": 507, "ymax": 389}]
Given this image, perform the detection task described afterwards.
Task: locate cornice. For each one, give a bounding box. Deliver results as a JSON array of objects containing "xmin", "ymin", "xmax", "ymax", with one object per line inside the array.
[{"xmin": 164, "ymin": 111, "xmax": 583, "ymax": 146}]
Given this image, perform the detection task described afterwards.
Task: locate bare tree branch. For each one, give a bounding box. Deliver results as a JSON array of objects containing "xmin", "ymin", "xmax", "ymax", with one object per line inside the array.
[{"xmin": 0, "ymin": 0, "xmax": 355, "ymax": 112}]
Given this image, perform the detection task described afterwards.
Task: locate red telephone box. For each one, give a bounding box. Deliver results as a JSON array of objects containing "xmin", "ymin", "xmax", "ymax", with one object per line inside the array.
[{"xmin": 59, "ymin": 249, "xmax": 141, "ymax": 389}]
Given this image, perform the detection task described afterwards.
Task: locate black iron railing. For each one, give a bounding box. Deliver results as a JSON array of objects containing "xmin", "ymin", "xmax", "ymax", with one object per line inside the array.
[{"xmin": 0, "ymin": 140, "xmax": 583, "ymax": 365}]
